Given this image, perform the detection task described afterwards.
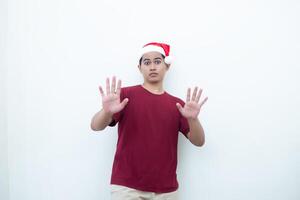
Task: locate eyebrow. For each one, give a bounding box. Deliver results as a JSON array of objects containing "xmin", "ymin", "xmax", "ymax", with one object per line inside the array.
[
  {"xmin": 143, "ymin": 57, "xmax": 162, "ymax": 62},
  {"xmin": 144, "ymin": 57, "xmax": 161, "ymax": 60}
]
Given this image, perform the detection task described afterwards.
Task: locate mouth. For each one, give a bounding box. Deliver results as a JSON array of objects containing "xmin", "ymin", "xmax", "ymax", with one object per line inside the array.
[{"xmin": 149, "ymin": 73, "xmax": 158, "ymax": 76}]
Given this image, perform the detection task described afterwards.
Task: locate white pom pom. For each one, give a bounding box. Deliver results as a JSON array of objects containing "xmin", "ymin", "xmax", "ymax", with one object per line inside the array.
[{"xmin": 164, "ymin": 56, "xmax": 172, "ymax": 64}]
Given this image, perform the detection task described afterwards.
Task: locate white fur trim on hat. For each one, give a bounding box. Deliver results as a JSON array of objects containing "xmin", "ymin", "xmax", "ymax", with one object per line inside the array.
[
  {"xmin": 164, "ymin": 55, "xmax": 172, "ymax": 64},
  {"xmin": 139, "ymin": 45, "xmax": 173, "ymax": 64},
  {"xmin": 139, "ymin": 45, "xmax": 166, "ymax": 58}
]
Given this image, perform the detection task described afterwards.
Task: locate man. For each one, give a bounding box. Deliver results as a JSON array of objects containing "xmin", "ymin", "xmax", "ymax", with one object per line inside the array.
[{"xmin": 90, "ymin": 42, "xmax": 208, "ymax": 200}]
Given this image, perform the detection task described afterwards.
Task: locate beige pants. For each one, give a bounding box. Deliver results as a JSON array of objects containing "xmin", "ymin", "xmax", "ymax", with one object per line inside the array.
[{"xmin": 110, "ymin": 184, "xmax": 179, "ymax": 200}]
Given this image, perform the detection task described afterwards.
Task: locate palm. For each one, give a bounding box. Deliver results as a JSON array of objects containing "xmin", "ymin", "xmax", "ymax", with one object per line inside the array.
[
  {"xmin": 102, "ymin": 93, "xmax": 122, "ymax": 114},
  {"xmin": 180, "ymin": 101, "xmax": 201, "ymax": 119},
  {"xmin": 176, "ymin": 87, "xmax": 208, "ymax": 120},
  {"xmin": 99, "ymin": 76, "xmax": 128, "ymax": 115}
]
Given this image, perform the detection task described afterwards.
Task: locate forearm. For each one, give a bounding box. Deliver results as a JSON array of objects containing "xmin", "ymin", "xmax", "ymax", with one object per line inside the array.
[
  {"xmin": 188, "ymin": 118, "xmax": 205, "ymax": 146},
  {"xmin": 90, "ymin": 109, "xmax": 113, "ymax": 131}
]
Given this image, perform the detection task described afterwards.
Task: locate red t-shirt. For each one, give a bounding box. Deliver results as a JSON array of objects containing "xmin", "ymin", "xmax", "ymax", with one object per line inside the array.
[{"xmin": 108, "ymin": 84, "xmax": 190, "ymax": 193}]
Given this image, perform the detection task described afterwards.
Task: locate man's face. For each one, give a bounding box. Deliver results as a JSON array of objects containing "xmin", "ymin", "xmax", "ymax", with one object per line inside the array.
[{"xmin": 138, "ymin": 51, "xmax": 169, "ymax": 84}]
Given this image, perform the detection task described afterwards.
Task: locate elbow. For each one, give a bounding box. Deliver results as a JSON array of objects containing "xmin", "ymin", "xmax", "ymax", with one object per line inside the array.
[
  {"xmin": 90, "ymin": 124, "xmax": 97, "ymax": 131},
  {"xmin": 90, "ymin": 123, "xmax": 103, "ymax": 132},
  {"xmin": 196, "ymin": 141, "xmax": 205, "ymax": 147},
  {"xmin": 193, "ymin": 139, "xmax": 205, "ymax": 147}
]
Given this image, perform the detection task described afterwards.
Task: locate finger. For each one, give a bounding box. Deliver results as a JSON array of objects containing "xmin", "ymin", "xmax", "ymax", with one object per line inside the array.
[
  {"xmin": 192, "ymin": 86, "xmax": 198, "ymax": 101},
  {"xmin": 199, "ymin": 97, "xmax": 208, "ymax": 107},
  {"xmin": 111, "ymin": 76, "xmax": 116, "ymax": 93},
  {"xmin": 186, "ymin": 88, "xmax": 191, "ymax": 102},
  {"xmin": 116, "ymin": 79, "xmax": 121, "ymax": 96},
  {"xmin": 98, "ymin": 86, "xmax": 104, "ymax": 98},
  {"xmin": 176, "ymin": 103, "xmax": 184, "ymax": 114},
  {"xmin": 120, "ymin": 98, "xmax": 129, "ymax": 109},
  {"xmin": 106, "ymin": 77, "xmax": 110, "ymax": 94},
  {"xmin": 196, "ymin": 88, "xmax": 203, "ymax": 103}
]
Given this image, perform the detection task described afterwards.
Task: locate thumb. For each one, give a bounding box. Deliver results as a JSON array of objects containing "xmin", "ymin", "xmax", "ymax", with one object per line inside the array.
[
  {"xmin": 120, "ymin": 98, "xmax": 129, "ymax": 109},
  {"xmin": 176, "ymin": 103, "xmax": 184, "ymax": 114}
]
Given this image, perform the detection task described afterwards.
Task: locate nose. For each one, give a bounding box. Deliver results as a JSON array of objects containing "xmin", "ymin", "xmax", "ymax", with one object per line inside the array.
[{"xmin": 150, "ymin": 63, "xmax": 156, "ymax": 71}]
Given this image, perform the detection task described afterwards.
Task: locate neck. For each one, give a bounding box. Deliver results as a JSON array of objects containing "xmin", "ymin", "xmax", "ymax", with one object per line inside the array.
[{"xmin": 142, "ymin": 82, "xmax": 164, "ymax": 94}]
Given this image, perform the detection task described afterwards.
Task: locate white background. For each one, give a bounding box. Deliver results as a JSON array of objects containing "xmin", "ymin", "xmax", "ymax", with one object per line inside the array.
[{"xmin": 1, "ymin": 0, "xmax": 300, "ymax": 199}]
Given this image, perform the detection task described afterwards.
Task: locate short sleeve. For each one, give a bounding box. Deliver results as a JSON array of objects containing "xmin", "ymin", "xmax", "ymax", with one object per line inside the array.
[
  {"xmin": 178, "ymin": 101, "xmax": 190, "ymax": 139},
  {"xmin": 108, "ymin": 88, "xmax": 126, "ymax": 127}
]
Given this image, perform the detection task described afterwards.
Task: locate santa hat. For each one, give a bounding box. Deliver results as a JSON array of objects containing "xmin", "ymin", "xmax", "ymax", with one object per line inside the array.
[{"xmin": 139, "ymin": 42, "xmax": 173, "ymax": 64}]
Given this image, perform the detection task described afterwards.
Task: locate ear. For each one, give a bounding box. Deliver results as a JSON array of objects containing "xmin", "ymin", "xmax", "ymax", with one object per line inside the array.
[
  {"xmin": 138, "ymin": 65, "xmax": 141, "ymax": 72},
  {"xmin": 166, "ymin": 64, "xmax": 170, "ymax": 71}
]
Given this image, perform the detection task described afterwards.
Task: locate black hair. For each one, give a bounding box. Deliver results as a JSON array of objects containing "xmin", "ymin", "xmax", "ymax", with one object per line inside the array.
[{"xmin": 139, "ymin": 54, "xmax": 166, "ymax": 65}]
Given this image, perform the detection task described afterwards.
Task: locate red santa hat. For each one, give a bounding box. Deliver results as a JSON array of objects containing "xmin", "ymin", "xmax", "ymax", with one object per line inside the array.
[{"xmin": 139, "ymin": 42, "xmax": 173, "ymax": 64}]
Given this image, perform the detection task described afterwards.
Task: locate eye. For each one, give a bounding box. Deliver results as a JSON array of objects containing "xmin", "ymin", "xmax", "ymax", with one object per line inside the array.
[
  {"xmin": 154, "ymin": 60, "xmax": 161, "ymax": 64},
  {"xmin": 144, "ymin": 61, "xmax": 150, "ymax": 65}
]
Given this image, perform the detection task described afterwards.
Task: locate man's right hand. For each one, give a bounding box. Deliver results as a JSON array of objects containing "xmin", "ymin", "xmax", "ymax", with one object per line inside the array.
[{"xmin": 99, "ymin": 76, "xmax": 129, "ymax": 116}]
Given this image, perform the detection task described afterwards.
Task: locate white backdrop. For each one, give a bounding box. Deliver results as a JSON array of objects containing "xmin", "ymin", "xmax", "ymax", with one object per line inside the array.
[{"xmin": 1, "ymin": 0, "xmax": 300, "ymax": 199}]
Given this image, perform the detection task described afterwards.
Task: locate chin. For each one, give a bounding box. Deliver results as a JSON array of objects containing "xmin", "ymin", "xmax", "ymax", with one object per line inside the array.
[{"xmin": 147, "ymin": 78, "xmax": 161, "ymax": 83}]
